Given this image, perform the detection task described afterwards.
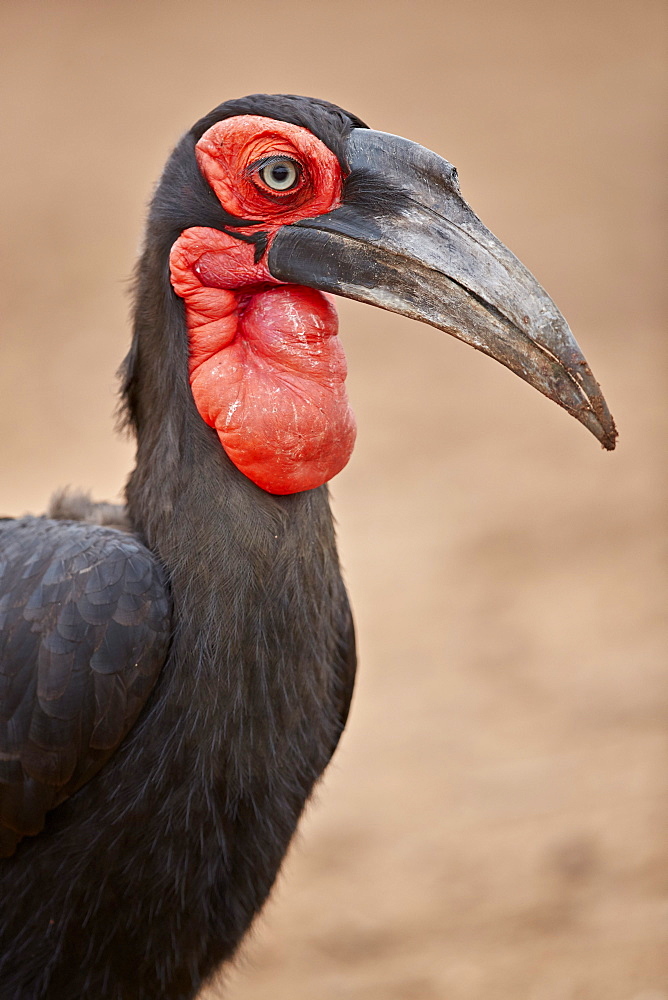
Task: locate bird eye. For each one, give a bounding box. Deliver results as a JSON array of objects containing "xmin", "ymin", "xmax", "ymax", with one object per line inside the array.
[{"xmin": 256, "ymin": 157, "xmax": 301, "ymax": 192}]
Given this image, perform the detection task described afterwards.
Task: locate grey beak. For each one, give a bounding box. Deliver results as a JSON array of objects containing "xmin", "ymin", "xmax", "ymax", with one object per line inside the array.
[{"xmin": 268, "ymin": 128, "xmax": 617, "ymax": 450}]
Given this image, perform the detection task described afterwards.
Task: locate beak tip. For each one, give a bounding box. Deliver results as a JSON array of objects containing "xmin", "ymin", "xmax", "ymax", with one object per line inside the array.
[
  {"xmin": 602, "ymin": 427, "xmax": 618, "ymax": 451},
  {"xmin": 590, "ymin": 413, "xmax": 617, "ymax": 451},
  {"xmin": 595, "ymin": 405, "xmax": 618, "ymax": 452},
  {"xmin": 568, "ymin": 356, "xmax": 617, "ymax": 452}
]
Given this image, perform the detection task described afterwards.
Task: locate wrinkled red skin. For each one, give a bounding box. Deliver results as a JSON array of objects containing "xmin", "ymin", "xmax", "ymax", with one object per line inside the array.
[{"xmin": 169, "ymin": 116, "xmax": 356, "ymax": 495}]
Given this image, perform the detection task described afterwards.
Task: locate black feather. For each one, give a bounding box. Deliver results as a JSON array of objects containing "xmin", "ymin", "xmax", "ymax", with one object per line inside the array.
[{"xmin": 1, "ymin": 95, "xmax": 358, "ymax": 1000}]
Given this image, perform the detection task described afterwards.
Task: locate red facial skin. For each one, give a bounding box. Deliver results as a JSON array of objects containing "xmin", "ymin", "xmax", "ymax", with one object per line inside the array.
[{"xmin": 169, "ymin": 116, "xmax": 356, "ymax": 495}]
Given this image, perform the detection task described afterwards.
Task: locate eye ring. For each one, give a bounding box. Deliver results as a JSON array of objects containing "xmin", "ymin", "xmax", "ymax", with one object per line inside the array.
[{"xmin": 254, "ymin": 156, "xmax": 302, "ymax": 193}]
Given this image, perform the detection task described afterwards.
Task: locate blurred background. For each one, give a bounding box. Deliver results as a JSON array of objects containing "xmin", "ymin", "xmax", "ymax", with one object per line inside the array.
[{"xmin": 0, "ymin": 1, "xmax": 665, "ymax": 997}]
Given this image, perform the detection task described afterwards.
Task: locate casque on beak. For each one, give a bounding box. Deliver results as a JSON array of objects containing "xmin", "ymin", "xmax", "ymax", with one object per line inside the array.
[{"xmin": 268, "ymin": 128, "xmax": 617, "ymax": 450}]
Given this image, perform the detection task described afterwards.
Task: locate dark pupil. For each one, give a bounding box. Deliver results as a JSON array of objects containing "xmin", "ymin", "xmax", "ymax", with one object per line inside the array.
[{"xmin": 271, "ymin": 164, "xmax": 289, "ymax": 182}]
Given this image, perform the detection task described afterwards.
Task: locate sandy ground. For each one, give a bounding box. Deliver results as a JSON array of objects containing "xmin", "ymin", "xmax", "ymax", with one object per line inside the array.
[{"xmin": 0, "ymin": 2, "xmax": 666, "ymax": 997}]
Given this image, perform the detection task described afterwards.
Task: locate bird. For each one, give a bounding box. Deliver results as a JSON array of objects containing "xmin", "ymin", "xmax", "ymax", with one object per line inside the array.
[{"xmin": 0, "ymin": 94, "xmax": 616, "ymax": 999}]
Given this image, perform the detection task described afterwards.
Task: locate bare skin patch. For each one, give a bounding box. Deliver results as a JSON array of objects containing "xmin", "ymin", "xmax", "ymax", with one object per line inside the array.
[{"xmin": 170, "ymin": 226, "xmax": 355, "ymax": 494}]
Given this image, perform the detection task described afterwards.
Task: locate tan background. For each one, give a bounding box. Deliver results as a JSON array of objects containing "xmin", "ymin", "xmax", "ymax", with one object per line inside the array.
[{"xmin": 0, "ymin": 2, "xmax": 666, "ymax": 998}]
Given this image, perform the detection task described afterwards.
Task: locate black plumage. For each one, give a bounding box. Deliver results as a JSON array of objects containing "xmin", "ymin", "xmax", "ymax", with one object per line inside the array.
[
  {"xmin": 1, "ymin": 95, "xmax": 359, "ymax": 1000},
  {"xmin": 0, "ymin": 517, "xmax": 170, "ymax": 858}
]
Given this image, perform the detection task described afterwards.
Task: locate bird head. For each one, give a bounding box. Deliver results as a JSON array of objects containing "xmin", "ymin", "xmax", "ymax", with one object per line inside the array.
[{"xmin": 134, "ymin": 94, "xmax": 616, "ymax": 496}]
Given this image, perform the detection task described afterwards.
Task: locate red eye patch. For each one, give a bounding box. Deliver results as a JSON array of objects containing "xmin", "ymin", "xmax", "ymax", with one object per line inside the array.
[{"xmin": 195, "ymin": 115, "xmax": 343, "ymax": 225}]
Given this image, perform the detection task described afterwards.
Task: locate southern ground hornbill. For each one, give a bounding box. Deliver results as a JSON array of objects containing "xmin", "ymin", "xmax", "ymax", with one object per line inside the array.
[{"xmin": 0, "ymin": 94, "xmax": 616, "ymax": 998}]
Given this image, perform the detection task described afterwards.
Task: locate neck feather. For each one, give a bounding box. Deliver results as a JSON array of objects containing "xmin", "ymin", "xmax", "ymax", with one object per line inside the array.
[{"xmin": 120, "ymin": 227, "xmax": 348, "ymax": 795}]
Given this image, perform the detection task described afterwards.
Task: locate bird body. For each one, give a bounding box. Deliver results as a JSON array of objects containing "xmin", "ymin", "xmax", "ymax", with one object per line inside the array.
[
  {"xmin": 0, "ymin": 94, "xmax": 615, "ymax": 998},
  {"xmin": 1, "ymin": 485, "xmax": 354, "ymax": 998}
]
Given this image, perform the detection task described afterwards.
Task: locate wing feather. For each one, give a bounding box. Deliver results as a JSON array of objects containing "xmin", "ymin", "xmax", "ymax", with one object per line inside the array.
[{"xmin": 0, "ymin": 516, "xmax": 171, "ymax": 856}]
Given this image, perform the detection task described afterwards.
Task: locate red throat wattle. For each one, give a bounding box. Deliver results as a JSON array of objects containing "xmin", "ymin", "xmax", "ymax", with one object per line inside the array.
[{"xmin": 168, "ymin": 115, "xmax": 356, "ymax": 495}]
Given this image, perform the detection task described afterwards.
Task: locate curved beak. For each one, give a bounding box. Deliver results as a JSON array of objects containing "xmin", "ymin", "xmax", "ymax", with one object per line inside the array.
[{"xmin": 268, "ymin": 128, "xmax": 616, "ymax": 450}]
